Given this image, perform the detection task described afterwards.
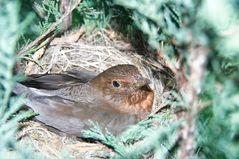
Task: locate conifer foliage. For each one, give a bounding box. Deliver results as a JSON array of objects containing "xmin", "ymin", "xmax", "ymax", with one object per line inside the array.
[{"xmin": 1, "ymin": 0, "xmax": 238, "ymax": 158}]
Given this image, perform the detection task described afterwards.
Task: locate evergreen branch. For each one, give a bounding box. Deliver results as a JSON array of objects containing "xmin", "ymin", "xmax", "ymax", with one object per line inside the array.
[
  {"xmin": 1, "ymin": 96, "xmax": 26, "ymax": 123},
  {"xmin": 17, "ymin": 0, "xmax": 82, "ymax": 56},
  {"xmin": 0, "ymin": 0, "xmax": 40, "ymax": 158},
  {"xmin": 82, "ymin": 120, "xmax": 125, "ymax": 157},
  {"xmin": 116, "ymin": 122, "xmax": 180, "ymax": 159},
  {"xmin": 82, "ymin": 114, "xmax": 179, "ymax": 158}
]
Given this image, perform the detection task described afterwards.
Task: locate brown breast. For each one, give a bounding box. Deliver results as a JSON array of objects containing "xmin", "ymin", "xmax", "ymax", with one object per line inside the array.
[{"xmin": 118, "ymin": 85, "xmax": 154, "ymax": 119}]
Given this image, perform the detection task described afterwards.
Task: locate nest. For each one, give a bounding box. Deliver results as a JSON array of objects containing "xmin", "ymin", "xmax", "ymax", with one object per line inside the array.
[{"xmin": 17, "ymin": 27, "xmax": 175, "ymax": 158}]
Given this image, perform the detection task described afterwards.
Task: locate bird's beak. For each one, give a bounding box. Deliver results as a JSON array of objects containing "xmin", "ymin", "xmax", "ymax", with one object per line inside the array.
[{"xmin": 134, "ymin": 77, "xmax": 151, "ymax": 88}]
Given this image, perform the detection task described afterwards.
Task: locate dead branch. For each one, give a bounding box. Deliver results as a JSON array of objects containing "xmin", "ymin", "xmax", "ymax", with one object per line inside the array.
[
  {"xmin": 178, "ymin": 43, "xmax": 208, "ymax": 159},
  {"xmin": 18, "ymin": 0, "xmax": 82, "ymax": 56}
]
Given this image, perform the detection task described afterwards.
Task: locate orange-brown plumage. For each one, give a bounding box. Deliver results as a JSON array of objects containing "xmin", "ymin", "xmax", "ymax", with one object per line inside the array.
[{"xmin": 13, "ymin": 64, "xmax": 154, "ymax": 136}]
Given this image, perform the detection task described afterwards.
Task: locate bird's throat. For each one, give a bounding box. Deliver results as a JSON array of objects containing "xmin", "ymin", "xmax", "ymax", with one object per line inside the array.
[{"xmin": 119, "ymin": 87, "xmax": 154, "ymax": 118}]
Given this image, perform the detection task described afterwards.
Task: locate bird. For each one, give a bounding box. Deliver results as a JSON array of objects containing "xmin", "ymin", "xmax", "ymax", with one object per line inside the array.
[{"xmin": 13, "ymin": 64, "xmax": 154, "ymax": 136}]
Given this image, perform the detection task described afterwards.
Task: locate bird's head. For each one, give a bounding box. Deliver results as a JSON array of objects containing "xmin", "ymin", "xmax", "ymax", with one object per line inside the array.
[{"xmin": 90, "ymin": 64, "xmax": 154, "ymax": 116}]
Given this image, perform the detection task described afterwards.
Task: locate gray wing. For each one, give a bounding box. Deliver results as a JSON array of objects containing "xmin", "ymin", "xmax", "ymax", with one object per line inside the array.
[
  {"xmin": 34, "ymin": 96, "xmax": 138, "ymax": 136},
  {"xmin": 13, "ymin": 83, "xmax": 138, "ymax": 136},
  {"xmin": 21, "ymin": 69, "xmax": 96, "ymax": 90}
]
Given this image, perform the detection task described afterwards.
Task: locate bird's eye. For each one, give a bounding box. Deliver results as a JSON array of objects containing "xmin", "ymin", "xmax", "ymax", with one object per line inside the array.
[{"xmin": 112, "ymin": 80, "xmax": 120, "ymax": 88}]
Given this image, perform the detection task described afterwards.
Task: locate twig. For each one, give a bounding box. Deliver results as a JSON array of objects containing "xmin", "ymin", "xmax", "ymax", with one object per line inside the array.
[
  {"xmin": 178, "ymin": 43, "xmax": 208, "ymax": 159},
  {"xmin": 60, "ymin": 0, "xmax": 73, "ymax": 31},
  {"xmin": 18, "ymin": 0, "xmax": 82, "ymax": 56}
]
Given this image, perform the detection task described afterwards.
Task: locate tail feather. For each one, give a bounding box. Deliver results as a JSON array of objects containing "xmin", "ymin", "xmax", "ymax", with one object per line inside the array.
[
  {"xmin": 13, "ymin": 82, "xmax": 31, "ymax": 96},
  {"xmin": 13, "ymin": 82, "xmax": 53, "ymax": 99}
]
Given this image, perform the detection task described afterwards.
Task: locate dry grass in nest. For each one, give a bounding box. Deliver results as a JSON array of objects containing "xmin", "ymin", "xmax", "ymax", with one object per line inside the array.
[{"xmin": 17, "ymin": 27, "xmax": 176, "ymax": 158}]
